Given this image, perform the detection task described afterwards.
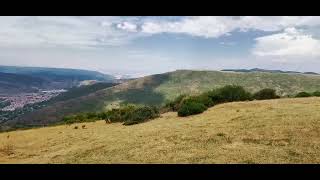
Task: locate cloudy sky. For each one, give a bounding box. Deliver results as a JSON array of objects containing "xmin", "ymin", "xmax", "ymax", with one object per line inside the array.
[{"xmin": 1, "ymin": 16, "xmax": 320, "ymax": 77}]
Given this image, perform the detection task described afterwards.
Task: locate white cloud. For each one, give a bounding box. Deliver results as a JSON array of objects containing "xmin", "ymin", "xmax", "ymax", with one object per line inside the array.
[
  {"xmin": 134, "ymin": 16, "xmax": 320, "ymax": 38},
  {"xmin": 2, "ymin": 16, "xmax": 320, "ymax": 49},
  {"xmin": 0, "ymin": 16, "xmax": 140, "ymax": 48},
  {"xmin": 252, "ymin": 27, "xmax": 320, "ymax": 61},
  {"xmin": 141, "ymin": 16, "xmax": 237, "ymax": 38},
  {"xmin": 116, "ymin": 22, "xmax": 138, "ymax": 32}
]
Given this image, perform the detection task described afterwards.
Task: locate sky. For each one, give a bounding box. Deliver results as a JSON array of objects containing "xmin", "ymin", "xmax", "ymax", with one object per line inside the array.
[{"xmin": 1, "ymin": 16, "xmax": 320, "ymax": 78}]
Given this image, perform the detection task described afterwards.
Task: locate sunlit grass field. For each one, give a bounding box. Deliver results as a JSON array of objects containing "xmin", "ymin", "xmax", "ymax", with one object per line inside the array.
[{"xmin": 1, "ymin": 97, "xmax": 320, "ymax": 164}]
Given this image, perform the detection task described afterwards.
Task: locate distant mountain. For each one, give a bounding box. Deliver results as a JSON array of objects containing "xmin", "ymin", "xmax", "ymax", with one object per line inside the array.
[
  {"xmin": 0, "ymin": 65, "xmax": 115, "ymax": 93},
  {"xmin": 221, "ymin": 68, "xmax": 319, "ymax": 75},
  {"xmin": 0, "ymin": 72, "xmax": 50, "ymax": 94},
  {"xmin": 5, "ymin": 69, "xmax": 320, "ymax": 130},
  {"xmin": 303, "ymin": 72, "xmax": 319, "ymax": 75},
  {"xmin": 0, "ymin": 65, "xmax": 115, "ymax": 81}
]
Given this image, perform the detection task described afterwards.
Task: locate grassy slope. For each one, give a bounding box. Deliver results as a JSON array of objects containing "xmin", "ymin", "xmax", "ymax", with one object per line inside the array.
[
  {"xmin": 1, "ymin": 97, "xmax": 320, "ymax": 164},
  {"xmin": 8, "ymin": 70, "xmax": 320, "ymax": 127}
]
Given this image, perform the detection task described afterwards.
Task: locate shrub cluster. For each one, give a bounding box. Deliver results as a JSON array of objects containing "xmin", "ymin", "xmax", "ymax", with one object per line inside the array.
[
  {"xmin": 62, "ymin": 104, "xmax": 160, "ymax": 126},
  {"xmin": 164, "ymin": 94, "xmax": 188, "ymax": 111},
  {"xmin": 177, "ymin": 99, "xmax": 208, "ymax": 117},
  {"xmin": 295, "ymin": 92, "xmax": 312, "ymax": 98},
  {"xmin": 295, "ymin": 91, "xmax": 320, "ymax": 98},
  {"xmin": 167, "ymin": 85, "xmax": 281, "ymax": 117},
  {"xmin": 313, "ymin": 91, "xmax": 320, "ymax": 97},
  {"xmin": 253, "ymin": 88, "xmax": 280, "ymax": 100},
  {"xmin": 122, "ymin": 106, "xmax": 160, "ymax": 125}
]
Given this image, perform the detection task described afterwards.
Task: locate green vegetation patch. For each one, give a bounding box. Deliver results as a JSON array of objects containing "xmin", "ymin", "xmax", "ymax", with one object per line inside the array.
[
  {"xmin": 62, "ymin": 104, "xmax": 160, "ymax": 126},
  {"xmin": 253, "ymin": 88, "xmax": 280, "ymax": 100},
  {"xmin": 171, "ymin": 85, "xmax": 283, "ymax": 117}
]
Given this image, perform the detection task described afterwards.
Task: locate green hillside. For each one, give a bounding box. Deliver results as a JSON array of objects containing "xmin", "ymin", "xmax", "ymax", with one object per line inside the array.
[{"xmin": 4, "ymin": 70, "xmax": 320, "ymax": 129}]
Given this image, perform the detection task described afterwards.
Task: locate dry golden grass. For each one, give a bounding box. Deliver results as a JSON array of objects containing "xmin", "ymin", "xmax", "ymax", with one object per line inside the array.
[{"xmin": 1, "ymin": 97, "xmax": 320, "ymax": 164}]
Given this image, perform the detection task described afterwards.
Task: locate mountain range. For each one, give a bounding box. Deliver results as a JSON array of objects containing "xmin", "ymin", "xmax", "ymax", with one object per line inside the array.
[
  {"xmin": 221, "ymin": 68, "xmax": 319, "ymax": 75},
  {"xmin": 0, "ymin": 65, "xmax": 115, "ymax": 94}
]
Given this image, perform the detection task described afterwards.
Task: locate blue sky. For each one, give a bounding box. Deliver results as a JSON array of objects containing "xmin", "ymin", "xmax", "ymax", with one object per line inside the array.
[{"xmin": 1, "ymin": 16, "xmax": 320, "ymax": 77}]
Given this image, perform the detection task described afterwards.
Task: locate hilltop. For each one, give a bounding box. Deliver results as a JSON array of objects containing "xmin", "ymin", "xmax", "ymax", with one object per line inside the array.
[
  {"xmin": 5, "ymin": 69, "xmax": 320, "ymax": 129},
  {"xmin": 1, "ymin": 97, "xmax": 320, "ymax": 164}
]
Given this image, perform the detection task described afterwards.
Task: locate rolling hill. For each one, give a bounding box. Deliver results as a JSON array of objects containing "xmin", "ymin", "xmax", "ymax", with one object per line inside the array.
[
  {"xmin": 4, "ymin": 69, "xmax": 320, "ymax": 129},
  {"xmin": 1, "ymin": 97, "xmax": 320, "ymax": 163}
]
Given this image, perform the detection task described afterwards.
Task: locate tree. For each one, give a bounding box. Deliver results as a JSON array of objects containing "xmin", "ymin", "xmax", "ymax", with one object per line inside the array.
[
  {"xmin": 253, "ymin": 88, "xmax": 280, "ymax": 100},
  {"xmin": 177, "ymin": 99, "xmax": 207, "ymax": 117},
  {"xmin": 215, "ymin": 85, "xmax": 252, "ymax": 102},
  {"xmin": 313, "ymin": 91, "xmax": 320, "ymax": 97}
]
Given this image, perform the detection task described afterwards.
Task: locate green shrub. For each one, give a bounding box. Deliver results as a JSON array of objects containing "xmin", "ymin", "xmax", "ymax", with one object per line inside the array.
[
  {"xmin": 206, "ymin": 89, "xmax": 224, "ymax": 104},
  {"xmin": 295, "ymin": 92, "xmax": 312, "ymax": 98},
  {"xmin": 177, "ymin": 100, "xmax": 207, "ymax": 117},
  {"xmin": 215, "ymin": 85, "xmax": 252, "ymax": 102},
  {"xmin": 165, "ymin": 94, "xmax": 188, "ymax": 111},
  {"xmin": 253, "ymin": 88, "xmax": 280, "ymax": 100},
  {"xmin": 105, "ymin": 109, "xmax": 123, "ymax": 122},
  {"xmin": 188, "ymin": 94, "xmax": 214, "ymax": 108},
  {"xmin": 124, "ymin": 106, "xmax": 160, "ymax": 125},
  {"xmin": 62, "ymin": 104, "xmax": 160, "ymax": 126},
  {"xmin": 313, "ymin": 91, "xmax": 320, "ymax": 97}
]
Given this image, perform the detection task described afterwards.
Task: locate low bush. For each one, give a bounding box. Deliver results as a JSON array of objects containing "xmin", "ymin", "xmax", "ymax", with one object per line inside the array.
[
  {"xmin": 216, "ymin": 85, "xmax": 252, "ymax": 102},
  {"xmin": 164, "ymin": 94, "xmax": 188, "ymax": 111},
  {"xmin": 123, "ymin": 106, "xmax": 160, "ymax": 125},
  {"xmin": 177, "ymin": 99, "xmax": 207, "ymax": 117},
  {"xmin": 167, "ymin": 85, "xmax": 253, "ymax": 117},
  {"xmin": 206, "ymin": 89, "xmax": 224, "ymax": 105},
  {"xmin": 295, "ymin": 92, "xmax": 312, "ymax": 98},
  {"xmin": 253, "ymin": 88, "xmax": 280, "ymax": 100},
  {"xmin": 313, "ymin": 91, "xmax": 320, "ymax": 97},
  {"xmin": 188, "ymin": 94, "xmax": 215, "ymax": 107},
  {"xmin": 62, "ymin": 104, "xmax": 160, "ymax": 126}
]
